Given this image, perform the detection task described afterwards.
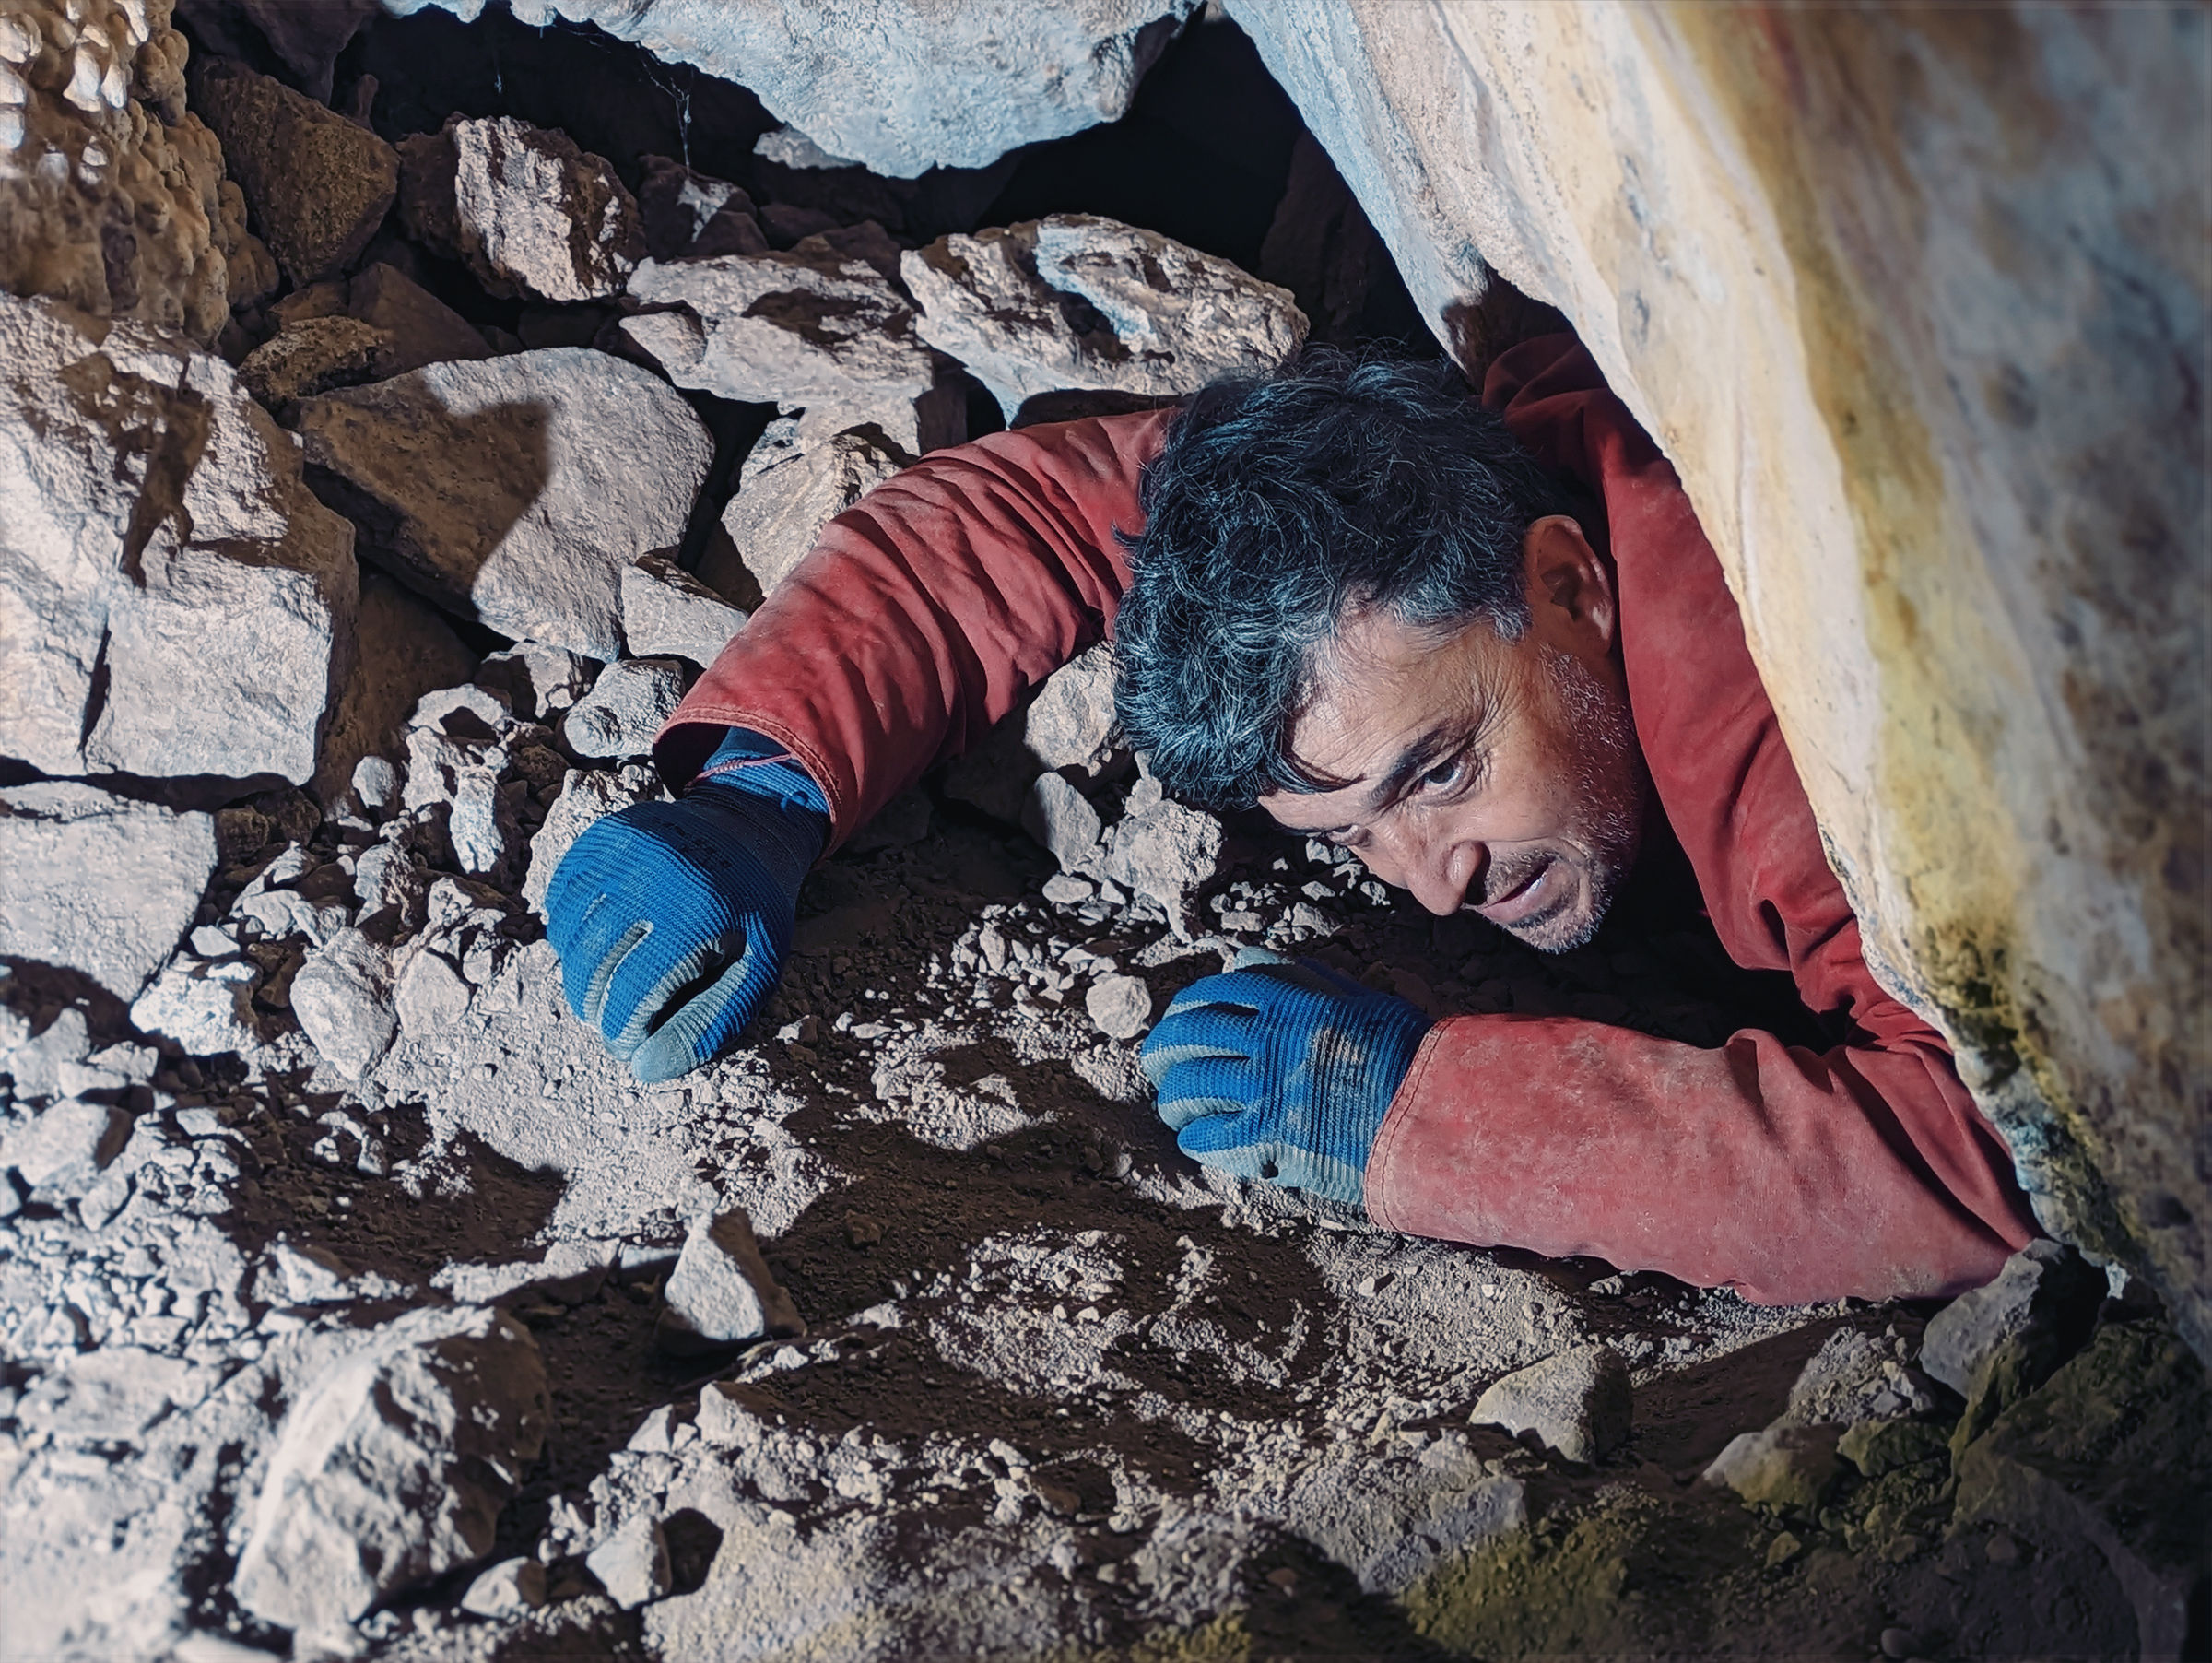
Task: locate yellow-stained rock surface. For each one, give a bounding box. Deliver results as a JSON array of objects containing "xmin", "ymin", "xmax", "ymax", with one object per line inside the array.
[{"xmin": 1231, "ymin": 1, "xmax": 2206, "ymax": 1352}]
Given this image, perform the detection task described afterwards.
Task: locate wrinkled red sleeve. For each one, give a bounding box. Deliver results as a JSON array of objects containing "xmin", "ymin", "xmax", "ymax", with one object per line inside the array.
[
  {"xmin": 657, "ymin": 410, "xmax": 1174, "ymax": 849},
  {"xmin": 1363, "ymin": 336, "xmax": 2036, "ymax": 1303}
]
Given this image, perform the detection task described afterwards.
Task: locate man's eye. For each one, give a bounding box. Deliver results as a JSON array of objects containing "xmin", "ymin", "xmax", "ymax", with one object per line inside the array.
[{"xmin": 1421, "ymin": 756, "xmax": 1465, "ymax": 791}]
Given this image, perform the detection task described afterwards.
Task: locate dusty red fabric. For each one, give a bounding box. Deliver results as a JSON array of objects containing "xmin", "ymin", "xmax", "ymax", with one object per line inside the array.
[{"xmin": 662, "ymin": 337, "xmax": 2036, "ymax": 1303}]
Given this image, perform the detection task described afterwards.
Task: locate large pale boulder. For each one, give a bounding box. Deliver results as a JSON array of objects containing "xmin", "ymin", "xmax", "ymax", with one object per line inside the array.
[
  {"xmin": 0, "ymin": 783, "xmax": 217, "ymax": 1001},
  {"xmin": 904, "ymin": 214, "xmax": 1307, "ymax": 420},
  {"xmin": 382, "ymin": 0, "xmax": 1199, "ymax": 177},
  {"xmin": 1228, "ymin": 1, "xmax": 2208, "ymax": 1359},
  {"xmin": 0, "ymin": 0, "xmax": 234, "ymax": 345},
  {"xmin": 0, "ymin": 292, "xmax": 359, "ymax": 786},
  {"xmin": 294, "ymin": 348, "xmax": 712, "ymax": 660}
]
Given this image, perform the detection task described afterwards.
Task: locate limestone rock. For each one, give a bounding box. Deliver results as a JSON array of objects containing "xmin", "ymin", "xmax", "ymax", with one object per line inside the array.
[
  {"xmin": 270, "ymin": 262, "xmax": 495, "ymax": 379},
  {"xmin": 313, "ymin": 572, "xmax": 478, "ymax": 808},
  {"xmin": 621, "ymin": 556, "xmax": 747, "ymax": 668},
  {"xmin": 397, "ymin": 114, "xmax": 642, "ymax": 303},
  {"xmin": 0, "ymin": 293, "xmax": 359, "ymax": 785},
  {"xmin": 131, "ymin": 957, "xmax": 262, "ymax": 1057},
  {"xmin": 477, "ymin": 642, "xmax": 594, "ymax": 722},
  {"xmin": 1024, "ymin": 773, "xmax": 1103, "ymax": 872},
  {"xmin": 904, "ymin": 215, "xmax": 1306, "ymax": 420},
  {"xmin": 382, "ymin": 0, "xmax": 1195, "ymax": 177},
  {"xmin": 1085, "ymin": 974, "xmax": 1152, "ymax": 1043},
  {"xmin": 461, "ymin": 1555, "xmax": 547, "ymax": 1619},
  {"xmin": 1837, "ymin": 1418, "xmax": 1949, "ymax": 1480},
  {"xmin": 190, "ymin": 57, "xmax": 398, "ymax": 287},
  {"xmin": 288, "ymin": 926, "xmax": 396, "ymax": 1080},
  {"xmin": 295, "ymin": 348, "xmax": 712, "ymax": 660},
  {"xmin": 1777, "ymin": 1327, "xmax": 1942, "ymax": 1427},
  {"xmin": 0, "ymin": 0, "xmax": 232, "ymax": 344},
  {"xmin": 717, "ymin": 415, "xmax": 910, "ymax": 597},
  {"xmin": 1095, "ymin": 793, "xmax": 1225, "ymax": 930},
  {"xmin": 655, "ymin": 1209, "xmax": 804, "ymax": 1356},
  {"xmin": 172, "ymin": 0, "xmax": 382, "ymax": 101},
  {"xmin": 1922, "ymin": 1241, "xmax": 2106, "ymax": 1397},
  {"xmin": 0, "ymin": 1100, "xmax": 130, "ymax": 1197},
  {"xmin": 562, "ymin": 659, "xmax": 688, "ymax": 761},
  {"xmin": 1701, "ymin": 1423, "xmax": 1844, "ymax": 1513},
  {"xmin": 0, "ymin": 783, "xmax": 217, "ymax": 1001},
  {"xmin": 230, "ymin": 1305, "xmax": 550, "ymax": 1633},
  {"xmin": 1469, "ymin": 1344, "xmax": 1632, "ymax": 1465},
  {"xmin": 943, "ymin": 642, "xmax": 1122, "ymax": 824},
  {"xmin": 585, "ymin": 1516, "xmax": 670, "ymax": 1610},
  {"xmin": 236, "ymin": 314, "xmax": 391, "ymax": 408},
  {"xmin": 394, "ymin": 948, "xmax": 471, "ymax": 1039},
  {"xmin": 524, "ymin": 763, "xmax": 665, "ymax": 913},
  {"xmin": 636, "ymin": 154, "xmax": 765, "ymax": 261},
  {"xmin": 623, "ymin": 244, "xmax": 935, "ymax": 408}
]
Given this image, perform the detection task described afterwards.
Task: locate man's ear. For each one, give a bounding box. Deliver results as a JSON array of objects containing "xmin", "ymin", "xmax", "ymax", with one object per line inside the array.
[{"xmin": 1521, "ymin": 514, "xmax": 1618, "ymax": 654}]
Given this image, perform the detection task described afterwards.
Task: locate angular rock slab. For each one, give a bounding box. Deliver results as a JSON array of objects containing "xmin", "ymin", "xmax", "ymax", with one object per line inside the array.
[
  {"xmin": 190, "ymin": 57, "xmax": 399, "ymax": 287},
  {"xmin": 398, "ymin": 114, "xmax": 643, "ymax": 302},
  {"xmin": 656, "ymin": 1209, "xmax": 805, "ymax": 1356},
  {"xmin": 562, "ymin": 658, "xmax": 688, "ymax": 761},
  {"xmin": 383, "ymin": 0, "xmax": 1197, "ymax": 177},
  {"xmin": 296, "ymin": 348, "xmax": 712, "ymax": 660},
  {"xmin": 1469, "ymin": 1343, "xmax": 1632, "ymax": 1464},
  {"xmin": 231, "ymin": 1305, "xmax": 550, "ymax": 1634},
  {"xmin": 906, "ymin": 214, "xmax": 1306, "ymax": 419},
  {"xmin": 0, "ymin": 783, "xmax": 217, "ymax": 1001},
  {"xmin": 624, "ymin": 245, "xmax": 935, "ymax": 408},
  {"xmin": 0, "ymin": 293, "xmax": 359, "ymax": 785},
  {"xmin": 717, "ymin": 414, "xmax": 911, "ymax": 597},
  {"xmin": 621, "ymin": 555, "xmax": 747, "ymax": 668},
  {"xmin": 1922, "ymin": 1239, "xmax": 2106, "ymax": 1397}
]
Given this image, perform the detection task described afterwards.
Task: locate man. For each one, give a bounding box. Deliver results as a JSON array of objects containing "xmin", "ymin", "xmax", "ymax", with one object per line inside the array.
[{"xmin": 546, "ymin": 334, "xmax": 2037, "ymax": 1304}]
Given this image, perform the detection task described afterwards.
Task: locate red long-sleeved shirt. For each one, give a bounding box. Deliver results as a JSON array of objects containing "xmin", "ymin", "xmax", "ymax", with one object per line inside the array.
[{"xmin": 659, "ymin": 335, "xmax": 2035, "ymax": 1303}]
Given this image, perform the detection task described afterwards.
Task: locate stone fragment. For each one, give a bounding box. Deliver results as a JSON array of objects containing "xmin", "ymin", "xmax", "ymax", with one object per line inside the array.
[
  {"xmin": 433, "ymin": 1240, "xmax": 619, "ymax": 1307},
  {"xmin": 1085, "ymin": 974, "xmax": 1152, "ymax": 1043},
  {"xmin": 132, "ymin": 958, "xmax": 263, "ymax": 1057},
  {"xmin": 655, "ymin": 1209, "xmax": 805, "ymax": 1356},
  {"xmin": 236, "ymin": 314, "xmax": 394, "ymax": 412},
  {"xmin": 296, "ymin": 349, "xmax": 712, "ymax": 659},
  {"xmin": 1701, "ymin": 1423, "xmax": 1844, "ymax": 1513},
  {"xmin": 716, "ymin": 415, "xmax": 910, "ymax": 597},
  {"xmin": 1777, "ymin": 1327, "xmax": 1942, "ymax": 1427},
  {"xmin": 621, "ymin": 556, "xmax": 748, "ymax": 667},
  {"xmin": 461, "ymin": 1555, "xmax": 547, "ymax": 1619},
  {"xmin": 288, "ymin": 927, "xmax": 396, "ymax": 1079},
  {"xmin": 314, "ymin": 572, "xmax": 479, "ymax": 807},
  {"xmin": 231, "ymin": 1305, "xmax": 550, "ymax": 1633},
  {"xmin": 394, "ymin": 949, "xmax": 472, "ymax": 1039},
  {"xmin": 271, "ymin": 263, "xmax": 496, "ymax": 380},
  {"xmin": 1025, "ymin": 773, "xmax": 1104, "ymax": 871},
  {"xmin": 477, "ymin": 643, "xmax": 595, "ymax": 721},
  {"xmin": 190, "ymin": 58, "xmax": 398, "ymax": 286},
  {"xmin": 0, "ymin": 1100, "xmax": 130, "ymax": 1195},
  {"xmin": 1951, "ymin": 1323, "xmax": 2210, "ymax": 1659},
  {"xmin": 524, "ymin": 764, "xmax": 665, "ymax": 913},
  {"xmin": 0, "ymin": 783, "xmax": 218, "ymax": 1001},
  {"xmin": 1921, "ymin": 1240, "xmax": 2106, "ymax": 1397},
  {"xmin": 0, "ymin": 293, "xmax": 359, "ymax": 785},
  {"xmin": 1838, "ymin": 1418, "xmax": 1950, "ymax": 1480},
  {"xmin": 636, "ymin": 155, "xmax": 766, "ymax": 261},
  {"xmin": 1096, "ymin": 796, "xmax": 1225, "ymax": 930},
  {"xmin": 584, "ymin": 1516, "xmax": 670, "ymax": 1610},
  {"xmin": 397, "ymin": 114, "xmax": 643, "ymax": 302},
  {"xmin": 943, "ymin": 643, "xmax": 1123, "ymax": 823},
  {"xmin": 393, "ymin": 0, "xmax": 1198, "ymax": 177},
  {"xmin": 1468, "ymin": 1344, "xmax": 1632, "ymax": 1465},
  {"xmin": 563, "ymin": 659, "xmax": 688, "ymax": 761},
  {"xmin": 624, "ymin": 244, "xmax": 935, "ymax": 407},
  {"xmin": 0, "ymin": 0, "xmax": 231, "ymax": 343},
  {"xmin": 905, "ymin": 215, "xmax": 1306, "ymax": 420}
]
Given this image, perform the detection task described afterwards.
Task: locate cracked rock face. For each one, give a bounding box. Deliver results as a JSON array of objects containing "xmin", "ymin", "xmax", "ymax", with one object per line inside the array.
[
  {"xmin": 0, "ymin": 292, "xmax": 359, "ymax": 786},
  {"xmin": 906, "ymin": 214, "xmax": 1308, "ymax": 420},
  {"xmin": 293, "ymin": 348, "xmax": 712, "ymax": 660},
  {"xmin": 231, "ymin": 1304, "xmax": 551, "ymax": 1634}
]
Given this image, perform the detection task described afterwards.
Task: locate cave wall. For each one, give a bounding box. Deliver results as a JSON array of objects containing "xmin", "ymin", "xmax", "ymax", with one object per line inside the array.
[{"xmin": 1228, "ymin": 1, "xmax": 2207, "ymax": 1351}]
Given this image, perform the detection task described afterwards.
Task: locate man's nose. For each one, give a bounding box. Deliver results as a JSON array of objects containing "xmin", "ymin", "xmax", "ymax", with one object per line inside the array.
[{"xmin": 1366, "ymin": 822, "xmax": 1480, "ymax": 917}]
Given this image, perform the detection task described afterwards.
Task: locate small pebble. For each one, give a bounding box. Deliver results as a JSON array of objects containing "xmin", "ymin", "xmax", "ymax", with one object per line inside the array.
[
  {"xmin": 1764, "ymin": 1531, "xmax": 1804, "ymax": 1567},
  {"xmin": 1085, "ymin": 974, "xmax": 1152, "ymax": 1041}
]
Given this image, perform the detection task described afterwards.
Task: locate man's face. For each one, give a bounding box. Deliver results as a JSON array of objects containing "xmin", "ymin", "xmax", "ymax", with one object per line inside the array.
[{"xmin": 1259, "ymin": 516, "xmax": 1648, "ymax": 952}]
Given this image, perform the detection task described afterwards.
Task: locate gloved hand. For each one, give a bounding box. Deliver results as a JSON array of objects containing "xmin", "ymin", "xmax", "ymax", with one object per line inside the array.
[
  {"xmin": 1140, "ymin": 949, "xmax": 1432, "ymax": 1207},
  {"xmin": 545, "ymin": 731, "xmax": 829, "ymax": 1083}
]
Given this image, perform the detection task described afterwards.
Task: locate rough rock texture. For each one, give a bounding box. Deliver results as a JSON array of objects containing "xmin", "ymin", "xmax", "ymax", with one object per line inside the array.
[
  {"xmin": 172, "ymin": 0, "xmax": 381, "ymax": 100},
  {"xmin": 655, "ymin": 1208, "xmax": 803, "ymax": 1356},
  {"xmin": 620, "ymin": 555, "xmax": 747, "ymax": 668},
  {"xmin": 1921, "ymin": 1240, "xmax": 2107, "ymax": 1397},
  {"xmin": 905, "ymin": 214, "xmax": 1307, "ymax": 420},
  {"xmin": 288, "ymin": 926, "xmax": 396, "ymax": 1080},
  {"xmin": 397, "ymin": 114, "xmax": 642, "ymax": 303},
  {"xmin": 0, "ymin": 0, "xmax": 233, "ymax": 345},
  {"xmin": 561, "ymin": 658, "xmax": 688, "ymax": 761},
  {"xmin": 189, "ymin": 57, "xmax": 398, "ymax": 287},
  {"xmin": 624, "ymin": 242, "xmax": 935, "ymax": 409},
  {"xmin": 1778, "ymin": 1326, "xmax": 1943, "ymax": 1428},
  {"xmin": 313, "ymin": 572, "xmax": 478, "ymax": 808},
  {"xmin": 0, "ymin": 292, "xmax": 359, "ymax": 785},
  {"xmin": 267, "ymin": 261, "xmax": 495, "ymax": 380},
  {"xmin": 944, "ymin": 642, "xmax": 1123, "ymax": 825},
  {"xmin": 1095, "ymin": 788, "xmax": 1226, "ymax": 933},
  {"xmin": 1084, "ymin": 973, "xmax": 1151, "ymax": 1042},
  {"xmin": 294, "ymin": 348, "xmax": 712, "ymax": 660},
  {"xmin": 1468, "ymin": 1343, "xmax": 1632, "ymax": 1464},
  {"xmin": 1024, "ymin": 773, "xmax": 1104, "ymax": 873},
  {"xmin": 585, "ymin": 1514, "xmax": 671, "ymax": 1610},
  {"xmin": 383, "ymin": 0, "xmax": 1199, "ymax": 177},
  {"xmin": 1225, "ymin": 0, "xmax": 2208, "ymax": 1356},
  {"xmin": 1702, "ymin": 1423, "xmax": 1845, "ymax": 1514},
  {"xmin": 131, "ymin": 955, "xmax": 261, "ymax": 1056},
  {"xmin": 635, "ymin": 154, "xmax": 765, "ymax": 261},
  {"xmin": 230, "ymin": 1305, "xmax": 550, "ymax": 1633},
  {"xmin": 0, "ymin": 783, "xmax": 217, "ymax": 1000},
  {"xmin": 716, "ymin": 414, "xmax": 910, "ymax": 598}
]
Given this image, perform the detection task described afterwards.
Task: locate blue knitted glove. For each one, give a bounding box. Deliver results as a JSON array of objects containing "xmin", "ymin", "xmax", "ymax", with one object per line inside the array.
[
  {"xmin": 1140, "ymin": 950, "xmax": 1431, "ymax": 1207},
  {"xmin": 545, "ymin": 730, "xmax": 829, "ymax": 1083}
]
